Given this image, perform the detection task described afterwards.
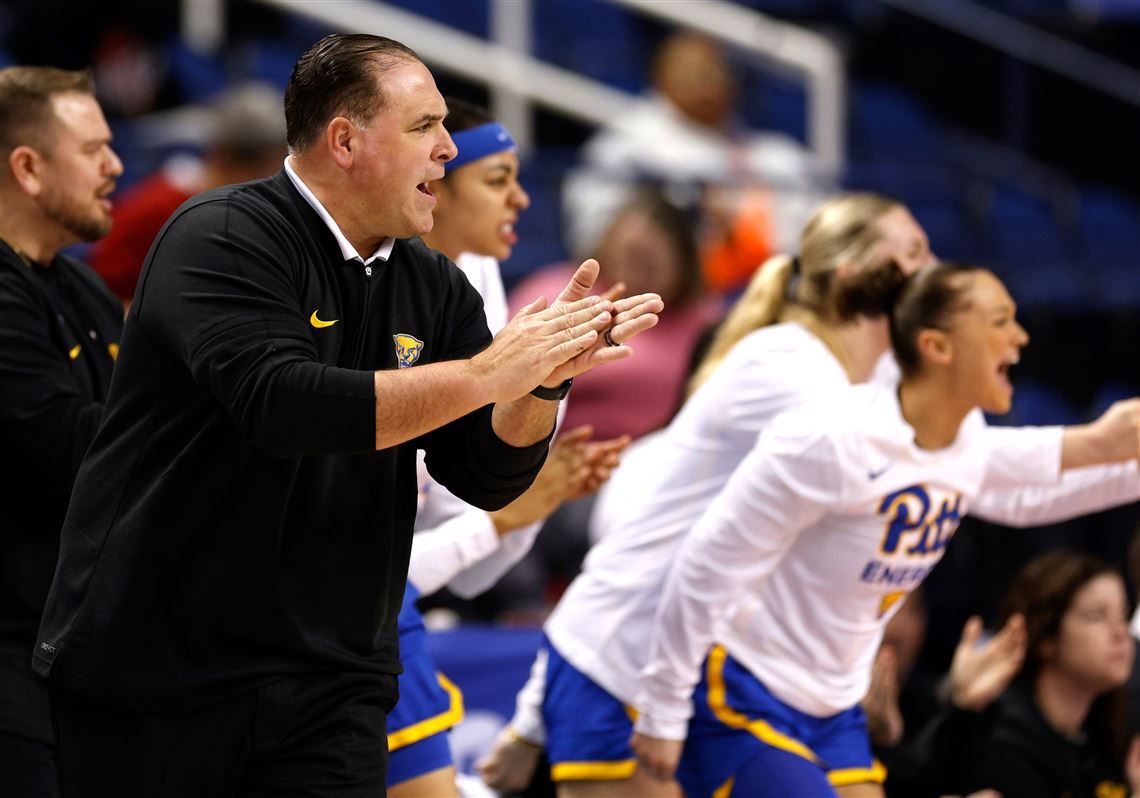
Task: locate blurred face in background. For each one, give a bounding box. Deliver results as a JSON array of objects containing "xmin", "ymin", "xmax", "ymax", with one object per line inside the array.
[
  {"xmin": 596, "ymin": 207, "xmax": 685, "ymax": 302},
  {"xmin": 653, "ymin": 33, "xmax": 735, "ymax": 129},
  {"xmin": 871, "ymin": 206, "xmax": 934, "ymax": 275},
  {"xmin": 1043, "ymin": 572, "xmax": 1134, "ymax": 695}
]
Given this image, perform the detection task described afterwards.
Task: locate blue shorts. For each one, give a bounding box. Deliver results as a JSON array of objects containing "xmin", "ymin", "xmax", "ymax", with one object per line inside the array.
[
  {"xmin": 385, "ymin": 647, "xmax": 464, "ymax": 786},
  {"xmin": 542, "ymin": 640, "xmax": 638, "ymax": 782},
  {"xmin": 678, "ymin": 645, "xmax": 885, "ymax": 798}
]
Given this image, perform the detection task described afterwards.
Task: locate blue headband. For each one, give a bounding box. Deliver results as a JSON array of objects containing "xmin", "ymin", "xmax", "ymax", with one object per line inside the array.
[{"xmin": 446, "ymin": 122, "xmax": 516, "ymax": 172}]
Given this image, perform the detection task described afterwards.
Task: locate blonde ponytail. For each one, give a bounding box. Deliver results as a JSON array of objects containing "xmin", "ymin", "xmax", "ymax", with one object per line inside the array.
[{"xmin": 685, "ymin": 254, "xmax": 795, "ymax": 397}]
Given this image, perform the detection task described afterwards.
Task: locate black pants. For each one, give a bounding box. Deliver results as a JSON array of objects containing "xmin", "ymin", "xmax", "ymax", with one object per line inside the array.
[
  {"xmin": 52, "ymin": 671, "xmax": 398, "ymax": 798},
  {"xmin": 0, "ymin": 734, "xmax": 60, "ymax": 798}
]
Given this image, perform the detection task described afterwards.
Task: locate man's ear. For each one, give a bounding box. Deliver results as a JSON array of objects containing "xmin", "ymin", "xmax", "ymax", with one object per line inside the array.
[
  {"xmin": 325, "ymin": 117, "xmax": 356, "ymax": 170},
  {"xmin": 7, "ymin": 145, "xmax": 45, "ymax": 197},
  {"xmin": 915, "ymin": 328, "xmax": 953, "ymax": 368}
]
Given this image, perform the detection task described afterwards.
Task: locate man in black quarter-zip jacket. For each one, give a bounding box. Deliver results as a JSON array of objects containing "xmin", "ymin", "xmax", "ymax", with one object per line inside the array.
[
  {"xmin": 33, "ymin": 33, "xmax": 663, "ymax": 798},
  {"xmin": 0, "ymin": 65, "xmax": 124, "ymax": 798}
]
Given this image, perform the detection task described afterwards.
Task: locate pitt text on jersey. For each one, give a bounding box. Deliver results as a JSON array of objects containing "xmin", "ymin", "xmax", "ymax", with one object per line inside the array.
[{"xmin": 861, "ymin": 485, "xmax": 964, "ymax": 616}]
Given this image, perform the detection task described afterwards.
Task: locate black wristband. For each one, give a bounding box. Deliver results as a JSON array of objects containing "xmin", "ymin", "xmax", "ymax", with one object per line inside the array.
[{"xmin": 530, "ymin": 378, "xmax": 573, "ymax": 401}]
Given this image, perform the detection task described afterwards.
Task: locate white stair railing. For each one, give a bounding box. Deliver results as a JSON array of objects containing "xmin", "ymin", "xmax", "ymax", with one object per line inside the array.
[{"xmin": 180, "ymin": 0, "xmax": 846, "ymax": 168}]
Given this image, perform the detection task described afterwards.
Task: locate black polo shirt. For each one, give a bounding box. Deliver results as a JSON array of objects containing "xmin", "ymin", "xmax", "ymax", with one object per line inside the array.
[
  {"xmin": 0, "ymin": 242, "xmax": 121, "ymax": 743},
  {"xmin": 33, "ymin": 171, "xmax": 548, "ymax": 711}
]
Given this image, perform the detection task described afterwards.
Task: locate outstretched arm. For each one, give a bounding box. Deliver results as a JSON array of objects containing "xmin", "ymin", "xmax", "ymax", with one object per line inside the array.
[{"xmin": 974, "ymin": 403, "xmax": 1140, "ymax": 527}]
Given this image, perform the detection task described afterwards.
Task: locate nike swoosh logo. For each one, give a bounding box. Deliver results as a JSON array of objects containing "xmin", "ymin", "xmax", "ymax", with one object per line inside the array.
[
  {"xmin": 868, "ymin": 463, "xmax": 892, "ymax": 480},
  {"xmin": 310, "ymin": 310, "xmax": 338, "ymax": 329}
]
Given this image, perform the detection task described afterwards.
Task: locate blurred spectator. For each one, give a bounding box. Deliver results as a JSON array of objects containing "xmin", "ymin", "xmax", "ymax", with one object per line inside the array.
[
  {"xmin": 872, "ymin": 601, "xmax": 1027, "ymax": 797},
  {"xmin": 89, "ymin": 82, "xmax": 286, "ymax": 306},
  {"xmin": 510, "ymin": 188, "xmax": 720, "ymax": 443},
  {"xmin": 0, "ymin": 65, "xmax": 123, "ymax": 798},
  {"xmin": 965, "ymin": 551, "xmax": 1137, "ymax": 797},
  {"xmin": 561, "ymin": 30, "xmax": 827, "ymax": 293},
  {"xmin": 5, "ymin": 4, "xmax": 178, "ymax": 115},
  {"xmin": 474, "ymin": 190, "xmax": 716, "ymax": 623}
]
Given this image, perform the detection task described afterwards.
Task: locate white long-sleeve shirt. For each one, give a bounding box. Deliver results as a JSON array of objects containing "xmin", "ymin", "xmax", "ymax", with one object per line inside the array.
[
  {"xmin": 633, "ymin": 383, "xmax": 1137, "ymax": 739},
  {"xmin": 407, "ymin": 253, "xmax": 544, "ymax": 598},
  {"xmin": 545, "ymin": 323, "xmax": 1138, "ymax": 725},
  {"xmin": 545, "ymin": 324, "xmax": 857, "ymax": 704}
]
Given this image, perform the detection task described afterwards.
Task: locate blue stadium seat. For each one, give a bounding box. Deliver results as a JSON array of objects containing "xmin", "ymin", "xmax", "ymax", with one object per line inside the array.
[
  {"xmin": 1088, "ymin": 383, "xmax": 1137, "ymax": 420},
  {"xmin": 166, "ymin": 41, "xmax": 228, "ymax": 104},
  {"xmin": 984, "ymin": 187, "xmax": 1084, "ymax": 306},
  {"xmin": 1078, "ymin": 189, "xmax": 1140, "ymax": 307},
  {"xmin": 739, "ymin": 72, "xmax": 808, "ymax": 145},
  {"xmin": 991, "ymin": 378, "xmax": 1081, "ymax": 427},
  {"xmin": 383, "ymin": 0, "xmax": 490, "ymax": 38},
  {"xmin": 848, "ymin": 84, "xmax": 944, "ymax": 161},
  {"xmin": 533, "ymin": 0, "xmax": 649, "ymax": 93}
]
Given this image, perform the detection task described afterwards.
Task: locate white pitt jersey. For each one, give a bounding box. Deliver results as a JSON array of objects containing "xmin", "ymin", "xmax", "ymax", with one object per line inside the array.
[
  {"xmin": 636, "ymin": 382, "xmax": 1056, "ymax": 739},
  {"xmin": 545, "ymin": 323, "xmax": 849, "ymax": 703}
]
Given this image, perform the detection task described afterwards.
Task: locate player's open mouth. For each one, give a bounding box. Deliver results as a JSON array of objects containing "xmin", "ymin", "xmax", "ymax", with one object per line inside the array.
[
  {"xmin": 997, "ymin": 358, "xmax": 1017, "ymax": 392},
  {"xmin": 417, "ymin": 183, "xmax": 433, "ymax": 197}
]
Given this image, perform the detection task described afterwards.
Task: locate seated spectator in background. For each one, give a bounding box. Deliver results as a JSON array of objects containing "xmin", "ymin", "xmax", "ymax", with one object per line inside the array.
[
  {"xmin": 965, "ymin": 551, "xmax": 1138, "ymax": 797},
  {"xmin": 89, "ymin": 82, "xmax": 286, "ymax": 307},
  {"xmin": 562, "ymin": 30, "xmax": 826, "ymax": 293},
  {"xmin": 485, "ymin": 190, "xmax": 715, "ymax": 623},
  {"xmin": 510, "ymin": 188, "xmax": 720, "ymax": 443},
  {"xmin": 869, "ymin": 595, "xmax": 1027, "ymax": 797},
  {"xmin": 0, "ymin": 65, "xmax": 124, "ymax": 798}
]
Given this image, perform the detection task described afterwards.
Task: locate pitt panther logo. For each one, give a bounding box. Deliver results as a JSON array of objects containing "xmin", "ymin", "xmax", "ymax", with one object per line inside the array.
[
  {"xmin": 878, "ymin": 485, "xmax": 963, "ymax": 557},
  {"xmin": 393, "ymin": 333, "xmax": 424, "ymax": 369}
]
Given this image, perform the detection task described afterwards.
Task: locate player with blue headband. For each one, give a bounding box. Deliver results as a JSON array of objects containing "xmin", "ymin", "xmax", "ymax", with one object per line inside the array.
[{"xmin": 386, "ymin": 99, "xmax": 630, "ymax": 798}]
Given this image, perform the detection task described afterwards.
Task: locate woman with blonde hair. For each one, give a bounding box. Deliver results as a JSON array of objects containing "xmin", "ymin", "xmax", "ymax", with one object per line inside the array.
[
  {"xmin": 687, "ymin": 192, "xmax": 925, "ymax": 395},
  {"xmin": 481, "ymin": 195, "xmax": 1140, "ymax": 797}
]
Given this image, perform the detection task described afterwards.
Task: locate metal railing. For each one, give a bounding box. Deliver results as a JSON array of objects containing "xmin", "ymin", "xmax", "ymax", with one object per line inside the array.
[
  {"xmin": 180, "ymin": 0, "xmax": 846, "ymax": 169},
  {"xmin": 878, "ymin": 0, "xmax": 1140, "ymax": 109}
]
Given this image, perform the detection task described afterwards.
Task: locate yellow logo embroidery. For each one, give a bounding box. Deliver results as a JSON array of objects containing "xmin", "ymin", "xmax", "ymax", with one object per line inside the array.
[
  {"xmin": 107, "ymin": 343, "xmax": 119, "ymax": 360},
  {"xmin": 310, "ymin": 310, "xmax": 338, "ymax": 329},
  {"xmin": 1095, "ymin": 781, "xmax": 1127, "ymax": 798},
  {"xmin": 878, "ymin": 591, "xmax": 907, "ymax": 619},
  {"xmin": 68, "ymin": 344, "xmax": 81, "ymax": 360},
  {"xmin": 393, "ymin": 333, "xmax": 424, "ymax": 369}
]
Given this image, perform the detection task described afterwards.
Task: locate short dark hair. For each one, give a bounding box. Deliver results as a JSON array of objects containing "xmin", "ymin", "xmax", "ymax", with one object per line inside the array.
[
  {"xmin": 0, "ymin": 66, "xmax": 94, "ymax": 155},
  {"xmin": 889, "ymin": 261, "xmax": 985, "ymax": 377},
  {"xmin": 442, "ymin": 97, "xmax": 494, "ymax": 136},
  {"xmin": 284, "ymin": 33, "xmax": 421, "ymax": 153}
]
